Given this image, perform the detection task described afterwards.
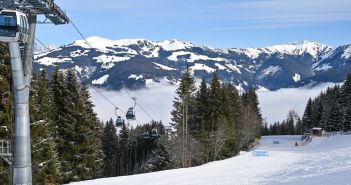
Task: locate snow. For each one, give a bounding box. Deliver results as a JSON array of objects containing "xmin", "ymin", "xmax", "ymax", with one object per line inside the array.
[
  {"xmin": 70, "ymin": 50, "xmax": 89, "ymax": 57},
  {"xmin": 260, "ymin": 66, "xmax": 281, "ymax": 78},
  {"xmin": 263, "ymin": 40, "xmax": 332, "ymax": 59},
  {"xmin": 93, "ymin": 55, "xmax": 131, "ymax": 63},
  {"xmin": 145, "ymin": 79, "xmax": 155, "ymax": 86},
  {"xmin": 157, "ymin": 39, "xmax": 194, "ymax": 51},
  {"xmin": 145, "ymin": 47, "xmax": 160, "ymax": 58},
  {"xmin": 314, "ymin": 63, "xmax": 333, "ymax": 71},
  {"xmin": 68, "ymin": 134, "xmax": 351, "ymax": 185},
  {"xmin": 224, "ymin": 62, "xmax": 241, "ymax": 74},
  {"xmin": 34, "ymin": 43, "xmax": 57, "ymax": 54},
  {"xmin": 167, "ymin": 51, "xmax": 226, "ymax": 63},
  {"xmin": 153, "ymin": 62, "xmax": 176, "ymax": 71},
  {"xmin": 292, "ymin": 73, "xmax": 301, "ymax": 82},
  {"xmin": 35, "ymin": 57, "xmax": 71, "ymax": 66},
  {"xmin": 229, "ymin": 48, "xmax": 262, "ymax": 59},
  {"xmin": 74, "ymin": 65, "xmax": 83, "ymax": 74},
  {"xmin": 190, "ymin": 63, "xmax": 215, "ymax": 73},
  {"xmin": 128, "ymin": 74, "xmax": 144, "ymax": 80},
  {"xmin": 74, "ymin": 36, "xmax": 116, "ymax": 50},
  {"xmin": 214, "ymin": 63, "xmax": 227, "ymax": 70},
  {"xmin": 341, "ymin": 46, "xmax": 351, "ymax": 60},
  {"xmin": 92, "ymin": 75, "xmax": 109, "ymax": 85}
]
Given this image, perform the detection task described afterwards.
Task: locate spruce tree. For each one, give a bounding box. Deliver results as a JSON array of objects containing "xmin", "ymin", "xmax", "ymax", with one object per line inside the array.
[
  {"xmin": 118, "ymin": 123, "xmax": 129, "ymax": 175},
  {"xmin": 194, "ymin": 78, "xmax": 210, "ymax": 139},
  {"xmin": 0, "ymin": 43, "xmax": 11, "ymax": 183},
  {"xmin": 102, "ymin": 119, "xmax": 118, "ymax": 177},
  {"xmin": 302, "ymin": 98, "xmax": 313, "ymax": 133},
  {"xmin": 209, "ymin": 73, "xmax": 222, "ymax": 132},
  {"xmin": 342, "ymin": 74, "xmax": 351, "ymax": 131},
  {"xmin": 30, "ymin": 70, "xmax": 60, "ymax": 184},
  {"xmin": 170, "ymin": 67, "xmax": 196, "ymax": 167}
]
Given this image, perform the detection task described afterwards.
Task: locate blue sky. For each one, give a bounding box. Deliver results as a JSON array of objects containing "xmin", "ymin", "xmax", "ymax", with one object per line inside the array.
[{"xmin": 36, "ymin": 0, "xmax": 351, "ymax": 48}]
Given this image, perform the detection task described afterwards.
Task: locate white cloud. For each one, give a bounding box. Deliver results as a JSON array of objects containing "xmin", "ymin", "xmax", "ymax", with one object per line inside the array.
[
  {"xmin": 210, "ymin": 0, "xmax": 351, "ymax": 30},
  {"xmin": 90, "ymin": 81, "xmax": 338, "ymax": 127},
  {"xmin": 257, "ymin": 82, "xmax": 338, "ymax": 124},
  {"xmin": 89, "ymin": 83, "xmax": 177, "ymax": 126}
]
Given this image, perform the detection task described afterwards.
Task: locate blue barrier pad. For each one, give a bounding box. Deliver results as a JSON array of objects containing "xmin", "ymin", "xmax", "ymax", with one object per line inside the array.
[{"xmin": 253, "ymin": 151, "xmax": 269, "ymax": 157}]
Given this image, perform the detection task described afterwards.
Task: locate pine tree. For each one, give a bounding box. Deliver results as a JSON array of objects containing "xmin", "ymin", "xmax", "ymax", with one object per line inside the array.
[
  {"xmin": 209, "ymin": 73, "xmax": 222, "ymax": 132},
  {"xmin": 102, "ymin": 119, "xmax": 118, "ymax": 177},
  {"xmin": 51, "ymin": 69, "xmax": 75, "ymax": 182},
  {"xmin": 170, "ymin": 67, "xmax": 196, "ymax": 167},
  {"xmin": 194, "ymin": 79, "xmax": 210, "ymax": 137},
  {"xmin": 30, "ymin": 70, "xmax": 60, "ymax": 184},
  {"xmin": 302, "ymin": 98, "xmax": 313, "ymax": 133},
  {"xmin": 0, "ymin": 43, "xmax": 12, "ymax": 183},
  {"xmin": 78, "ymin": 84, "xmax": 104, "ymax": 179},
  {"xmin": 239, "ymin": 87, "xmax": 262, "ymax": 150},
  {"xmin": 118, "ymin": 123, "xmax": 129, "ymax": 175},
  {"xmin": 342, "ymin": 74, "xmax": 351, "ymax": 131},
  {"xmin": 311, "ymin": 98, "xmax": 323, "ymax": 128},
  {"xmin": 52, "ymin": 69, "xmax": 104, "ymax": 182},
  {"xmin": 320, "ymin": 86, "xmax": 342, "ymax": 131}
]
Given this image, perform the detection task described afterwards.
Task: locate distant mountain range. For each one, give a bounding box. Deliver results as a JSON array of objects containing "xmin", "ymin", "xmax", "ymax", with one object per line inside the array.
[{"xmin": 33, "ymin": 37, "xmax": 351, "ymax": 91}]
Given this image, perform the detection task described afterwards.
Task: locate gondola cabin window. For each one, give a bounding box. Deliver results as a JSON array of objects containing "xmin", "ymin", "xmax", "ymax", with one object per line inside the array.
[{"xmin": 0, "ymin": 11, "xmax": 17, "ymax": 37}]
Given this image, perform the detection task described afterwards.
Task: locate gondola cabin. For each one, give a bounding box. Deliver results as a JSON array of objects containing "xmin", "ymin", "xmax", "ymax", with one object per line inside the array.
[
  {"xmin": 116, "ymin": 116, "xmax": 125, "ymax": 127},
  {"xmin": 126, "ymin": 108, "xmax": 136, "ymax": 120},
  {"xmin": 142, "ymin": 132, "xmax": 150, "ymax": 139},
  {"xmin": 151, "ymin": 128, "xmax": 159, "ymax": 137},
  {"xmin": 0, "ymin": 10, "xmax": 29, "ymax": 43}
]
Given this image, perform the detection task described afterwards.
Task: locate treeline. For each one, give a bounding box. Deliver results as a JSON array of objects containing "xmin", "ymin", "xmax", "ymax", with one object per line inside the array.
[
  {"xmin": 300, "ymin": 74, "xmax": 351, "ymax": 132},
  {"xmin": 262, "ymin": 110, "xmax": 302, "ymax": 135},
  {"xmin": 170, "ymin": 68, "xmax": 263, "ymax": 167}
]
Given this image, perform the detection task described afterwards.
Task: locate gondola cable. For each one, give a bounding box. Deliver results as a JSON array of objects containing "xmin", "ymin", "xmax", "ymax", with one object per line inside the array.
[
  {"xmin": 68, "ymin": 18, "xmax": 155, "ymax": 123},
  {"xmin": 35, "ymin": 37, "xmax": 143, "ymax": 125}
]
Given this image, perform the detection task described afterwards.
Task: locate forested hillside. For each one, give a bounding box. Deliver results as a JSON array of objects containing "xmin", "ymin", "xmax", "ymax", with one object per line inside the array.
[{"xmin": 1, "ymin": 43, "xmax": 263, "ymax": 184}]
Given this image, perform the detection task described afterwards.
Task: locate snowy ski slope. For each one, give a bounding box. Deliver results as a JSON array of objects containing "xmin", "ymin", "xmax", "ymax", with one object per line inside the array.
[{"xmin": 69, "ymin": 135, "xmax": 351, "ymax": 185}]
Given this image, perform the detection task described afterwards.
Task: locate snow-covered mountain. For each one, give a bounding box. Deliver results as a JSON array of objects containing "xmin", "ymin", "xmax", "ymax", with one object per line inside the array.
[
  {"xmin": 33, "ymin": 43, "xmax": 57, "ymax": 54},
  {"xmin": 33, "ymin": 37, "xmax": 350, "ymax": 90}
]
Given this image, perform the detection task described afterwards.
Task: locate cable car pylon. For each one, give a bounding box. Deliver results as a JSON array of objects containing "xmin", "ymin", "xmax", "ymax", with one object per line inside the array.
[{"xmin": 0, "ymin": 0, "xmax": 69, "ymax": 184}]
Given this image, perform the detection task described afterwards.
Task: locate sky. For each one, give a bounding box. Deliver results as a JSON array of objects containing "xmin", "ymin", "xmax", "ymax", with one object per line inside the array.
[{"xmin": 36, "ymin": 0, "xmax": 351, "ymax": 49}]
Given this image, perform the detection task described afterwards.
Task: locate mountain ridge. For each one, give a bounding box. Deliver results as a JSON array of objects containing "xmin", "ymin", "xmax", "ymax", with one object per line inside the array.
[{"xmin": 33, "ymin": 37, "xmax": 351, "ymax": 91}]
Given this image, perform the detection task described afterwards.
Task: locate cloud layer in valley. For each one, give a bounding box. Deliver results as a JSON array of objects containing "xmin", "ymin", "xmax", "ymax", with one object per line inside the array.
[{"xmin": 90, "ymin": 82, "xmax": 337, "ymax": 126}]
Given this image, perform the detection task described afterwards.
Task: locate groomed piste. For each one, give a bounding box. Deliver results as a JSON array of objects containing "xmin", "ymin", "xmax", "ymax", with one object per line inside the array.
[{"xmin": 69, "ymin": 134, "xmax": 351, "ymax": 185}]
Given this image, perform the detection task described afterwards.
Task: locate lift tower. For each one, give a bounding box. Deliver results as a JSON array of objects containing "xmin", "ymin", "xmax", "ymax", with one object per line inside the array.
[{"xmin": 0, "ymin": 1, "xmax": 68, "ymax": 184}]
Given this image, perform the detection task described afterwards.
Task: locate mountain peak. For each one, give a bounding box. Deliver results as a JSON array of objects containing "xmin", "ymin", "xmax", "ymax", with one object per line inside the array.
[
  {"xmin": 156, "ymin": 39, "xmax": 194, "ymax": 51},
  {"xmin": 291, "ymin": 40, "xmax": 316, "ymax": 45}
]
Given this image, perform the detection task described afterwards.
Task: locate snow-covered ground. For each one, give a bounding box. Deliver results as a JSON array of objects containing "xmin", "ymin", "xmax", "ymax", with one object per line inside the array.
[{"xmin": 68, "ymin": 134, "xmax": 351, "ymax": 185}]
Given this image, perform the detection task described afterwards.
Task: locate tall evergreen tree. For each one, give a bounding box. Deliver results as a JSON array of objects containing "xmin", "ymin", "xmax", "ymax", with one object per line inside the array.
[
  {"xmin": 0, "ymin": 43, "xmax": 12, "ymax": 183},
  {"xmin": 170, "ymin": 67, "xmax": 196, "ymax": 167},
  {"xmin": 30, "ymin": 70, "xmax": 61, "ymax": 184},
  {"xmin": 102, "ymin": 119, "xmax": 118, "ymax": 177},
  {"xmin": 239, "ymin": 87, "xmax": 262, "ymax": 150},
  {"xmin": 302, "ymin": 98, "xmax": 313, "ymax": 133},
  {"xmin": 118, "ymin": 123, "xmax": 129, "ymax": 175},
  {"xmin": 341, "ymin": 74, "xmax": 351, "ymax": 131}
]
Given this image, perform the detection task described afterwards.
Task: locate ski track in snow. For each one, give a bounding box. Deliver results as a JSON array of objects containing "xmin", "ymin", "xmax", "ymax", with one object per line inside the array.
[{"xmin": 67, "ymin": 135, "xmax": 351, "ymax": 185}]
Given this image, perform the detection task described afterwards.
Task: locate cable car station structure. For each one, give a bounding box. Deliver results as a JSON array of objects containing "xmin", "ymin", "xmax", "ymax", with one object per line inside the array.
[{"xmin": 0, "ymin": 0, "xmax": 68, "ymax": 184}]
